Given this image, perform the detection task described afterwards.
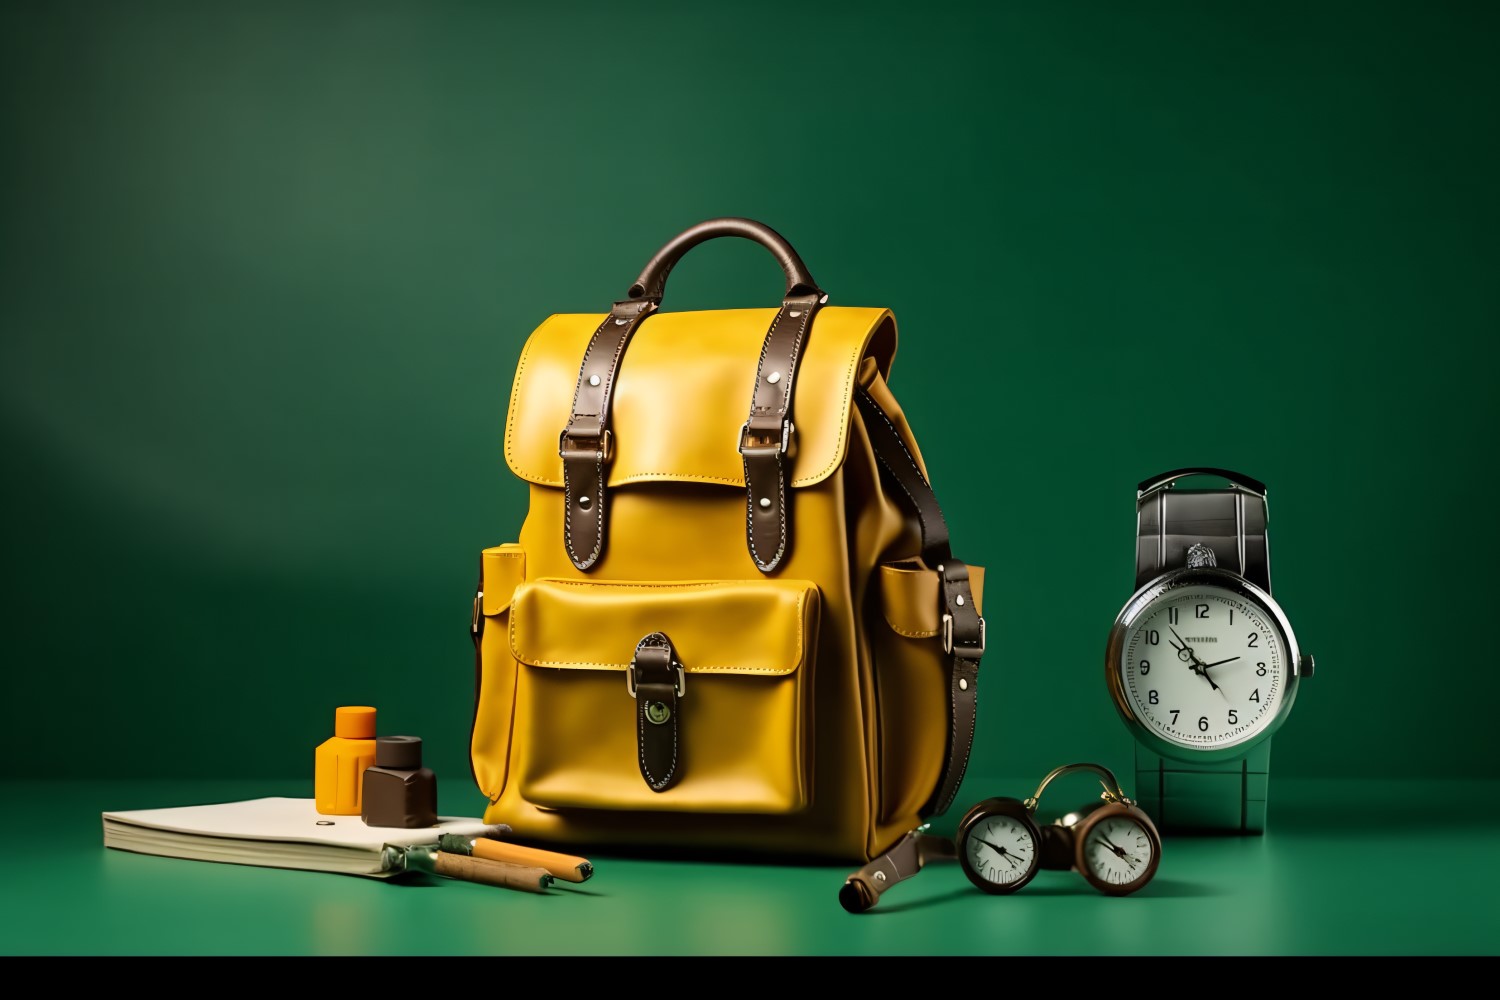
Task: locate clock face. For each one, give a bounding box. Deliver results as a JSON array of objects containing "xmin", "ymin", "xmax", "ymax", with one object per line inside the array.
[
  {"xmin": 1081, "ymin": 816, "xmax": 1155, "ymax": 890},
  {"xmin": 1119, "ymin": 585, "xmax": 1286, "ymax": 750},
  {"xmin": 962, "ymin": 814, "xmax": 1037, "ymax": 888}
]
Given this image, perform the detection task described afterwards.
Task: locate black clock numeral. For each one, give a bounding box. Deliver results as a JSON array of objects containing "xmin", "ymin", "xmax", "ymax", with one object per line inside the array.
[
  {"xmin": 1198, "ymin": 716, "xmax": 1209, "ymax": 732},
  {"xmin": 1250, "ymin": 688, "xmax": 1260, "ymax": 703},
  {"xmin": 1195, "ymin": 603, "xmax": 1210, "ymax": 619},
  {"xmin": 1169, "ymin": 710, "xmax": 1180, "ymax": 726},
  {"xmin": 1168, "ymin": 607, "xmax": 1179, "ymax": 625},
  {"xmin": 1228, "ymin": 709, "xmax": 1238, "ymax": 725},
  {"xmin": 1247, "ymin": 633, "xmax": 1259, "ymax": 648},
  {"xmin": 1139, "ymin": 659, "xmax": 1151, "ymax": 676},
  {"xmin": 1256, "ymin": 662, "xmax": 1267, "ymax": 676},
  {"xmin": 1145, "ymin": 630, "xmax": 1160, "ymax": 645},
  {"xmin": 1230, "ymin": 610, "xmax": 1234, "ymax": 625},
  {"xmin": 1148, "ymin": 690, "xmax": 1159, "ymax": 704}
]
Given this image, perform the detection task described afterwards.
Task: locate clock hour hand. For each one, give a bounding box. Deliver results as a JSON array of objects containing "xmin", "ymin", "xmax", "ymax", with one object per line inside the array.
[
  {"xmin": 976, "ymin": 839, "xmax": 1021, "ymax": 868},
  {"xmin": 1172, "ymin": 638, "xmax": 1229, "ymax": 694}
]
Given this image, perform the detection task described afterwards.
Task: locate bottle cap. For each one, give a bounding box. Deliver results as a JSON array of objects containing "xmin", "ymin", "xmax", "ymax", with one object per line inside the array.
[
  {"xmin": 376, "ymin": 735, "xmax": 423, "ymax": 769},
  {"xmin": 334, "ymin": 706, "xmax": 377, "ymax": 739}
]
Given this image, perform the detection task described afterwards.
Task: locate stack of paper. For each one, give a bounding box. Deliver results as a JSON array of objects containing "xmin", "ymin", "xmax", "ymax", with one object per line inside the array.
[{"xmin": 103, "ymin": 797, "xmax": 501, "ymax": 878}]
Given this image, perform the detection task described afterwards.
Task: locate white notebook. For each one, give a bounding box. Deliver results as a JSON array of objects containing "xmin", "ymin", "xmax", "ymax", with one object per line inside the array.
[{"xmin": 103, "ymin": 797, "xmax": 503, "ymax": 878}]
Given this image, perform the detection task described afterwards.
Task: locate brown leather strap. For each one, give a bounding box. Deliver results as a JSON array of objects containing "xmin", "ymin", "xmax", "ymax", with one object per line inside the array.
[
  {"xmin": 630, "ymin": 632, "xmax": 683, "ymax": 793},
  {"xmin": 855, "ymin": 387, "xmax": 985, "ymax": 817},
  {"xmin": 740, "ymin": 290, "xmax": 824, "ymax": 572},
  {"xmin": 838, "ymin": 831, "xmax": 956, "ymax": 913},
  {"xmin": 560, "ymin": 299, "xmax": 657, "ymax": 570}
]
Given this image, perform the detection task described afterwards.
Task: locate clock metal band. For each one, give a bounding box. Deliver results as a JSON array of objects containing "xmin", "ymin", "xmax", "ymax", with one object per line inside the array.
[
  {"xmin": 1135, "ymin": 473, "xmax": 1270, "ymax": 594},
  {"xmin": 1134, "ymin": 742, "xmax": 1271, "ymax": 834}
]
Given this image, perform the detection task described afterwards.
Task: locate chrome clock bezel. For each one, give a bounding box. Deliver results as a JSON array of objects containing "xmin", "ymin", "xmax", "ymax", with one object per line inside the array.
[{"xmin": 1105, "ymin": 566, "xmax": 1304, "ymax": 764}]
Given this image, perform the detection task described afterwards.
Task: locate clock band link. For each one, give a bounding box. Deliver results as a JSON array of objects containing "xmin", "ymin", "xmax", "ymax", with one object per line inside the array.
[
  {"xmin": 1134, "ymin": 472, "xmax": 1273, "ymax": 834},
  {"xmin": 1134, "ymin": 742, "xmax": 1271, "ymax": 834},
  {"xmin": 1136, "ymin": 486, "xmax": 1270, "ymax": 594}
]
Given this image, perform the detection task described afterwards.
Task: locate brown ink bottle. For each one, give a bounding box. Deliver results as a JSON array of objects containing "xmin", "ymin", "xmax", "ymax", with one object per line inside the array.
[{"xmin": 361, "ymin": 735, "xmax": 438, "ymax": 829}]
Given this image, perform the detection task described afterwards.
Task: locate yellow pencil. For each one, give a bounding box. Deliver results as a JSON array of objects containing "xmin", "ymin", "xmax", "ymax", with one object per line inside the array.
[{"xmin": 439, "ymin": 834, "xmax": 593, "ymax": 883}]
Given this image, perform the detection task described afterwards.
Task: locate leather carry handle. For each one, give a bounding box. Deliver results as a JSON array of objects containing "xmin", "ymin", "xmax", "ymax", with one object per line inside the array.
[
  {"xmin": 626, "ymin": 217, "xmax": 821, "ymax": 302},
  {"xmin": 560, "ymin": 218, "xmax": 826, "ymax": 572}
]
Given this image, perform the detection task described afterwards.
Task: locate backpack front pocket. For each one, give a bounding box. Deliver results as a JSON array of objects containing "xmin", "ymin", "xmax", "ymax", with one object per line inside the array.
[{"xmin": 508, "ymin": 578, "xmax": 820, "ymax": 815}]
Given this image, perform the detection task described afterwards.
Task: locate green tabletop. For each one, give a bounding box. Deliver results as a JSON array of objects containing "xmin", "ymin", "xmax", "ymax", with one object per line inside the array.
[{"xmin": 4, "ymin": 778, "xmax": 1495, "ymax": 956}]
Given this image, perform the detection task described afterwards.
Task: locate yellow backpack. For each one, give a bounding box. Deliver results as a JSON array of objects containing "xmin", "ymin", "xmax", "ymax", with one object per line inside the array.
[{"xmin": 470, "ymin": 219, "xmax": 987, "ymax": 861}]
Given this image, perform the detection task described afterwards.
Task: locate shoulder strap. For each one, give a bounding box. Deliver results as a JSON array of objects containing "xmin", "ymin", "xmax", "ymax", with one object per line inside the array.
[{"xmin": 855, "ymin": 387, "xmax": 986, "ymax": 817}]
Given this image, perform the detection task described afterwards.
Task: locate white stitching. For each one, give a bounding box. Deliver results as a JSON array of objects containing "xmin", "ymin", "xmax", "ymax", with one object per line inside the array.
[
  {"xmin": 634, "ymin": 637, "xmax": 680, "ymax": 790},
  {"xmin": 638, "ymin": 688, "xmax": 679, "ymax": 790},
  {"xmin": 743, "ymin": 302, "xmax": 813, "ymax": 570},
  {"xmin": 507, "ymin": 581, "xmax": 810, "ymax": 674},
  {"xmin": 563, "ymin": 308, "xmax": 645, "ymax": 567}
]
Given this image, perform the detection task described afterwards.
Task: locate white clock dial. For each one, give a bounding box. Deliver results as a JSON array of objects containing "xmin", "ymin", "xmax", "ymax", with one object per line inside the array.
[
  {"xmin": 1083, "ymin": 816, "xmax": 1155, "ymax": 888},
  {"xmin": 963, "ymin": 814, "xmax": 1036, "ymax": 886},
  {"xmin": 1120, "ymin": 586, "xmax": 1286, "ymax": 750}
]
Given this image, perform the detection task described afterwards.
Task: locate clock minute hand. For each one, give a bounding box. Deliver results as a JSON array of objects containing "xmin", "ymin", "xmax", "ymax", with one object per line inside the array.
[
  {"xmin": 1091, "ymin": 837, "xmax": 1137, "ymax": 870},
  {"xmin": 1199, "ymin": 656, "xmax": 1241, "ymax": 670}
]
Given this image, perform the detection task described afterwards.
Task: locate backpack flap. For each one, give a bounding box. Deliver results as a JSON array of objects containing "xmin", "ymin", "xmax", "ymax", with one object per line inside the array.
[{"xmin": 504, "ymin": 305, "xmax": 896, "ymax": 566}]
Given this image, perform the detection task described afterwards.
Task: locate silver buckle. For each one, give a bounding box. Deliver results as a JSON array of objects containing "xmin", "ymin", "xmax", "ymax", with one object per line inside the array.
[
  {"xmin": 737, "ymin": 419, "xmax": 794, "ymax": 457},
  {"xmin": 943, "ymin": 614, "xmax": 986, "ymax": 658},
  {"xmin": 626, "ymin": 661, "xmax": 686, "ymax": 699},
  {"xmin": 558, "ymin": 427, "xmax": 613, "ymax": 462}
]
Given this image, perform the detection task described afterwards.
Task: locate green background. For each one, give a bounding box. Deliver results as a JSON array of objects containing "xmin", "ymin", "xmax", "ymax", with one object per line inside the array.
[{"xmin": 3, "ymin": 0, "xmax": 1497, "ymax": 795}]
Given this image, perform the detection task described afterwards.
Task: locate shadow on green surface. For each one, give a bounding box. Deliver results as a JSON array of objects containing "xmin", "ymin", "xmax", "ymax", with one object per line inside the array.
[
  {"xmin": 866, "ymin": 888, "xmax": 972, "ymax": 915},
  {"xmin": 1122, "ymin": 878, "xmax": 1223, "ymax": 899}
]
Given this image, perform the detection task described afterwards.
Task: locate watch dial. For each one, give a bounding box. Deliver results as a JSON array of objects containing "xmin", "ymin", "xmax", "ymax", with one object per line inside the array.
[
  {"xmin": 1083, "ymin": 816, "xmax": 1155, "ymax": 889},
  {"xmin": 1120, "ymin": 585, "xmax": 1285, "ymax": 750},
  {"xmin": 963, "ymin": 814, "xmax": 1036, "ymax": 887}
]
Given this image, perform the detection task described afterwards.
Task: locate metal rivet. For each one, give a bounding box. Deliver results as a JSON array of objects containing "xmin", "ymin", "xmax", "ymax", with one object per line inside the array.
[
  {"xmin": 588, "ymin": 374, "xmax": 601, "ymax": 386},
  {"xmin": 316, "ymin": 821, "xmax": 335, "ymax": 826},
  {"xmin": 788, "ymin": 310, "xmax": 802, "ymax": 318},
  {"xmin": 759, "ymin": 497, "xmax": 772, "ymax": 509},
  {"xmin": 766, "ymin": 371, "xmax": 781, "ymax": 384},
  {"xmin": 578, "ymin": 495, "xmax": 592, "ymax": 509},
  {"xmin": 956, "ymin": 595, "xmax": 965, "ymax": 607},
  {"xmin": 646, "ymin": 701, "xmax": 671, "ymax": 725},
  {"xmin": 959, "ymin": 678, "xmax": 969, "ymax": 691},
  {"xmin": 614, "ymin": 318, "xmax": 628, "ymax": 325}
]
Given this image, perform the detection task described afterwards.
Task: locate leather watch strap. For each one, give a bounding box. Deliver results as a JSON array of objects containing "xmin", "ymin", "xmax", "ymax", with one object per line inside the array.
[
  {"xmin": 1136, "ymin": 469, "xmax": 1270, "ymax": 594},
  {"xmin": 1132, "ymin": 468, "xmax": 1274, "ymax": 834},
  {"xmin": 630, "ymin": 632, "xmax": 683, "ymax": 793},
  {"xmin": 560, "ymin": 299, "xmax": 657, "ymax": 570},
  {"xmin": 740, "ymin": 291, "xmax": 823, "ymax": 572},
  {"xmin": 1134, "ymin": 741, "xmax": 1271, "ymax": 833},
  {"xmin": 855, "ymin": 387, "xmax": 984, "ymax": 817}
]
